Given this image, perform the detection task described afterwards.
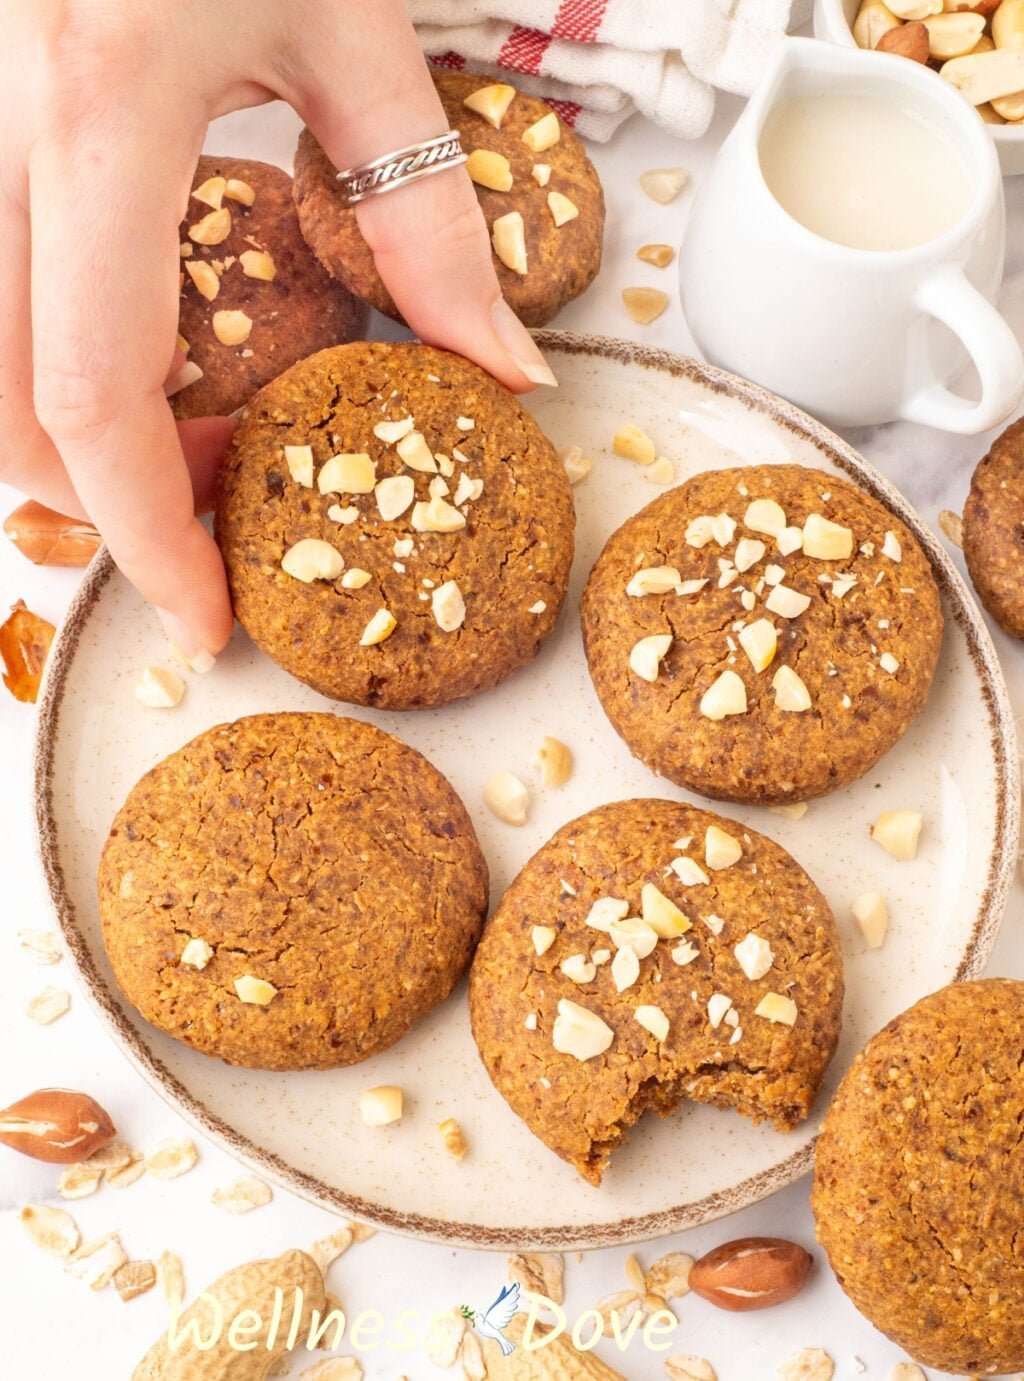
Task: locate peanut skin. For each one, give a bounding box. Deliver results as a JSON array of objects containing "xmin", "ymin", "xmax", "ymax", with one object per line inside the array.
[
  {"xmin": 3, "ymin": 500, "xmax": 101, "ymax": 567},
  {"xmin": 689, "ymin": 1237, "xmax": 813, "ymax": 1313},
  {"xmin": 0, "ymin": 1088, "xmax": 115, "ymax": 1163}
]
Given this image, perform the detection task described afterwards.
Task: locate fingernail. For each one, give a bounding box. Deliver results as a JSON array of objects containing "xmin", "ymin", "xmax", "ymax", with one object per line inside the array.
[
  {"xmin": 156, "ymin": 608, "xmax": 216, "ymax": 674},
  {"xmin": 491, "ymin": 300, "xmax": 558, "ymax": 388}
]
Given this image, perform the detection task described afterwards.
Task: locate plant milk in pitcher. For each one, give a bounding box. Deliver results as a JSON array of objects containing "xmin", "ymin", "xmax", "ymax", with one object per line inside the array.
[{"xmin": 758, "ymin": 92, "xmax": 974, "ymax": 251}]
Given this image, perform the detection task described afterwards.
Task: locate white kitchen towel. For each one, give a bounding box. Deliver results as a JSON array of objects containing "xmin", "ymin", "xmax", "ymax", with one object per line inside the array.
[{"xmin": 410, "ymin": 0, "xmax": 812, "ymax": 140}]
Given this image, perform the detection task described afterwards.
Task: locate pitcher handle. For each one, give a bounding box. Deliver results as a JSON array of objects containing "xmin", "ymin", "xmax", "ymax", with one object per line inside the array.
[{"xmin": 899, "ymin": 266, "xmax": 1024, "ymax": 435}]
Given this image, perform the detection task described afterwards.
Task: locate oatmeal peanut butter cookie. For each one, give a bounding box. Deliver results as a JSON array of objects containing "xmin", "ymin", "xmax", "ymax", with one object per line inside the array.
[
  {"xmin": 813, "ymin": 979, "xmax": 1024, "ymax": 1376},
  {"xmin": 963, "ymin": 416, "xmax": 1024, "ymax": 639},
  {"xmin": 171, "ymin": 156, "xmax": 367, "ymax": 419},
  {"xmin": 582, "ymin": 464, "xmax": 943, "ymax": 804},
  {"xmin": 98, "ymin": 713, "xmax": 488, "ymax": 1070},
  {"xmin": 215, "ymin": 340, "xmax": 574, "ymax": 709},
  {"xmin": 469, "ymin": 798, "xmax": 843, "ymax": 1185},
  {"xmin": 292, "ymin": 70, "xmax": 604, "ymax": 327}
]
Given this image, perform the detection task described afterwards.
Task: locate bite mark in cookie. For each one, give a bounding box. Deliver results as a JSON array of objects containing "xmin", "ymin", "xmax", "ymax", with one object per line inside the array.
[{"xmin": 469, "ymin": 798, "xmax": 843, "ymax": 1184}]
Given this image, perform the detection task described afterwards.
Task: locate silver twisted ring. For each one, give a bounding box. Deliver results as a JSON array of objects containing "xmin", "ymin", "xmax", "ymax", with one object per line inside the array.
[{"xmin": 335, "ymin": 130, "xmax": 467, "ymax": 205}]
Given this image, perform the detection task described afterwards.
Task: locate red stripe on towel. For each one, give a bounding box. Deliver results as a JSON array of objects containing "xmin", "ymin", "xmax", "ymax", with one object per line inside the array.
[
  {"xmin": 428, "ymin": 50, "xmax": 466, "ymax": 70},
  {"xmin": 551, "ymin": 0, "xmax": 608, "ymax": 44},
  {"xmin": 547, "ymin": 97, "xmax": 582, "ymax": 125},
  {"xmin": 497, "ymin": 25, "xmax": 552, "ymax": 75}
]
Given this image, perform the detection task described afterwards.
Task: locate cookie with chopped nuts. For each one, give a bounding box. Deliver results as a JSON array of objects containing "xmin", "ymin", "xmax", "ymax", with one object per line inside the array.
[
  {"xmin": 469, "ymin": 797, "xmax": 842, "ymax": 1185},
  {"xmin": 215, "ymin": 340, "xmax": 574, "ymax": 709},
  {"xmin": 172, "ymin": 156, "xmax": 367, "ymax": 419},
  {"xmin": 581, "ymin": 464, "xmax": 943, "ymax": 805},
  {"xmin": 962, "ymin": 416, "xmax": 1024, "ymax": 640},
  {"xmin": 291, "ymin": 70, "xmax": 604, "ymax": 327},
  {"xmin": 98, "ymin": 712, "xmax": 487, "ymax": 1070},
  {"xmin": 813, "ymin": 979, "xmax": 1024, "ymax": 1376}
]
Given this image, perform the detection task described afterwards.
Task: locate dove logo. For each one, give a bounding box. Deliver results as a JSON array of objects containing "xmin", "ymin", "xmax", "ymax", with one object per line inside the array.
[{"xmin": 458, "ymin": 1281, "xmax": 520, "ymax": 1356}]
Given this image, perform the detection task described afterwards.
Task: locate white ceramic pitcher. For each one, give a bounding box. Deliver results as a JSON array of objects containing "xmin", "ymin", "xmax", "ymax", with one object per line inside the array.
[{"xmin": 681, "ymin": 37, "xmax": 1024, "ymax": 434}]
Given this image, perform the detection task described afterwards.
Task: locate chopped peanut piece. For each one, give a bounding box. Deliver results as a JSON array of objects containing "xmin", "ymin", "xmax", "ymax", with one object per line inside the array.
[
  {"xmin": 360, "ymin": 1086, "xmax": 403, "ymax": 1127},
  {"xmin": 871, "ymin": 810, "xmax": 923, "ymax": 861},
  {"xmin": 765, "ymin": 584, "xmax": 811, "ymax": 619},
  {"xmin": 239, "ymin": 249, "xmax": 276, "ymax": 280},
  {"xmin": 359, "ymin": 609, "xmax": 397, "ymax": 646},
  {"xmin": 432, "ymin": 580, "xmax": 466, "ymax": 632},
  {"xmin": 188, "ymin": 207, "xmax": 232, "ymax": 245},
  {"xmin": 319, "ymin": 453, "xmax": 376, "ymax": 495},
  {"xmin": 134, "ymin": 666, "xmax": 185, "ymax": 709},
  {"xmin": 211, "ymin": 309, "xmax": 252, "ymax": 346},
  {"xmin": 622, "ymin": 287, "xmax": 669, "ymax": 323},
  {"xmin": 635, "ymin": 1004, "xmax": 670, "ymax": 1041},
  {"xmin": 738, "ymin": 618, "xmax": 777, "ymax": 673},
  {"xmin": 484, "ymin": 770, "xmax": 529, "ymax": 826},
  {"xmin": 852, "ymin": 891, "xmax": 890, "ymax": 948},
  {"xmin": 466, "ymin": 149, "xmax": 513, "ymax": 191},
  {"xmin": 939, "ymin": 509, "xmax": 963, "ymax": 547},
  {"xmin": 754, "ymin": 993, "xmax": 798, "ymax": 1026},
  {"xmin": 531, "ymin": 163, "xmax": 552, "ymax": 186},
  {"xmin": 641, "ymin": 883, "xmax": 691, "ymax": 938},
  {"xmin": 522, "ymin": 111, "xmax": 560, "ymax": 153},
  {"xmin": 180, "ymin": 937, "xmax": 214, "ymax": 969},
  {"xmin": 281, "ymin": 539, "xmax": 343, "ymax": 584},
  {"xmin": 374, "ymin": 475, "xmax": 414, "ymax": 521},
  {"xmin": 284, "ymin": 444, "xmax": 314, "ymax": 487},
  {"xmin": 532, "ymin": 925, "xmax": 557, "ymax": 956},
  {"xmin": 803, "ymin": 513, "xmax": 854, "ymax": 560},
  {"xmin": 184, "ymin": 259, "xmax": 220, "ymax": 301},
  {"xmin": 192, "ymin": 176, "xmax": 226, "ymax": 209},
  {"xmin": 613, "ymin": 424, "xmax": 656, "ymax": 464},
  {"xmin": 164, "ymin": 361, "xmax": 203, "ymax": 398},
  {"xmin": 234, "ymin": 975, "xmax": 277, "ymax": 1005},
  {"xmin": 705, "ymin": 825, "xmax": 742, "ymax": 871},
  {"xmin": 626, "ymin": 565, "xmax": 681, "ymax": 597},
  {"xmin": 341, "ymin": 568, "xmax": 371, "ymax": 590},
  {"xmin": 439, "ymin": 1118, "xmax": 468, "ymax": 1160},
  {"xmin": 224, "ymin": 178, "xmax": 256, "ymax": 205},
  {"xmin": 492, "ymin": 211, "xmax": 528, "ymax": 275},
  {"xmin": 637, "ymin": 243, "xmax": 674, "ymax": 268},
  {"xmin": 744, "ymin": 497, "xmax": 787, "ymax": 536},
  {"xmin": 395, "ymin": 430, "xmax": 437, "ymax": 474},
  {"xmin": 699, "ymin": 669, "xmax": 747, "ymax": 720},
  {"xmin": 772, "ymin": 664, "xmax": 812, "ymax": 712},
  {"xmin": 645, "ymin": 455, "xmax": 674, "ymax": 484},
  {"xmin": 552, "ymin": 999, "xmax": 613, "ymax": 1060},
  {"xmin": 535, "ymin": 736, "xmax": 573, "ymax": 786},
  {"xmin": 560, "ymin": 444, "xmax": 592, "ymax": 484},
  {"xmin": 548, "ymin": 191, "xmax": 579, "ymax": 226},
  {"xmin": 463, "ymin": 83, "xmax": 516, "ymax": 129},
  {"xmin": 411, "ymin": 496, "xmax": 466, "ymax": 533},
  {"xmin": 629, "ymin": 633, "xmax": 672, "ymax": 682},
  {"xmin": 373, "ymin": 415, "xmax": 415, "ymax": 444},
  {"xmin": 734, "ymin": 932, "xmax": 774, "ymax": 981},
  {"xmin": 639, "ymin": 167, "xmax": 688, "ymax": 204}
]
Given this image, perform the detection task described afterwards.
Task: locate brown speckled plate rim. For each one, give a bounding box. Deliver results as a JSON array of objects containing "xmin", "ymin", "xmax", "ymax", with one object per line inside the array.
[{"xmin": 31, "ymin": 331, "xmax": 1020, "ymax": 1252}]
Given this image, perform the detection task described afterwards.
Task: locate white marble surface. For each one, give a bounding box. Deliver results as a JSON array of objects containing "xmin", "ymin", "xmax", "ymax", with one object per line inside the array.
[{"xmin": 2, "ymin": 83, "xmax": 1024, "ymax": 1381}]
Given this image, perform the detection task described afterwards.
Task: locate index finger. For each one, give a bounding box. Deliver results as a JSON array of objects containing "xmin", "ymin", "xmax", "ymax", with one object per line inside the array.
[{"xmin": 28, "ymin": 114, "xmax": 233, "ymax": 663}]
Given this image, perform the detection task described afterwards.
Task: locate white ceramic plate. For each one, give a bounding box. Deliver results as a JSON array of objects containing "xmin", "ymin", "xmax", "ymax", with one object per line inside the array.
[{"xmin": 33, "ymin": 334, "xmax": 1019, "ymax": 1251}]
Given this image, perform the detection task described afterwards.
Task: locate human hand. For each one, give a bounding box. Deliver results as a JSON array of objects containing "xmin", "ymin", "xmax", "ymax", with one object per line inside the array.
[{"xmin": 0, "ymin": 0, "xmax": 555, "ymax": 665}]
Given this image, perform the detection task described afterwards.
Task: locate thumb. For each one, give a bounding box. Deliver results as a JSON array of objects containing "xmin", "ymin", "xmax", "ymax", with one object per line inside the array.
[{"xmin": 282, "ymin": 0, "xmax": 556, "ymax": 392}]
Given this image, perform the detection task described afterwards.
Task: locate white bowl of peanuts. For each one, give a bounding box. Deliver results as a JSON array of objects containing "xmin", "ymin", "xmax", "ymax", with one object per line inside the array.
[{"xmin": 814, "ymin": 0, "xmax": 1024, "ymax": 175}]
